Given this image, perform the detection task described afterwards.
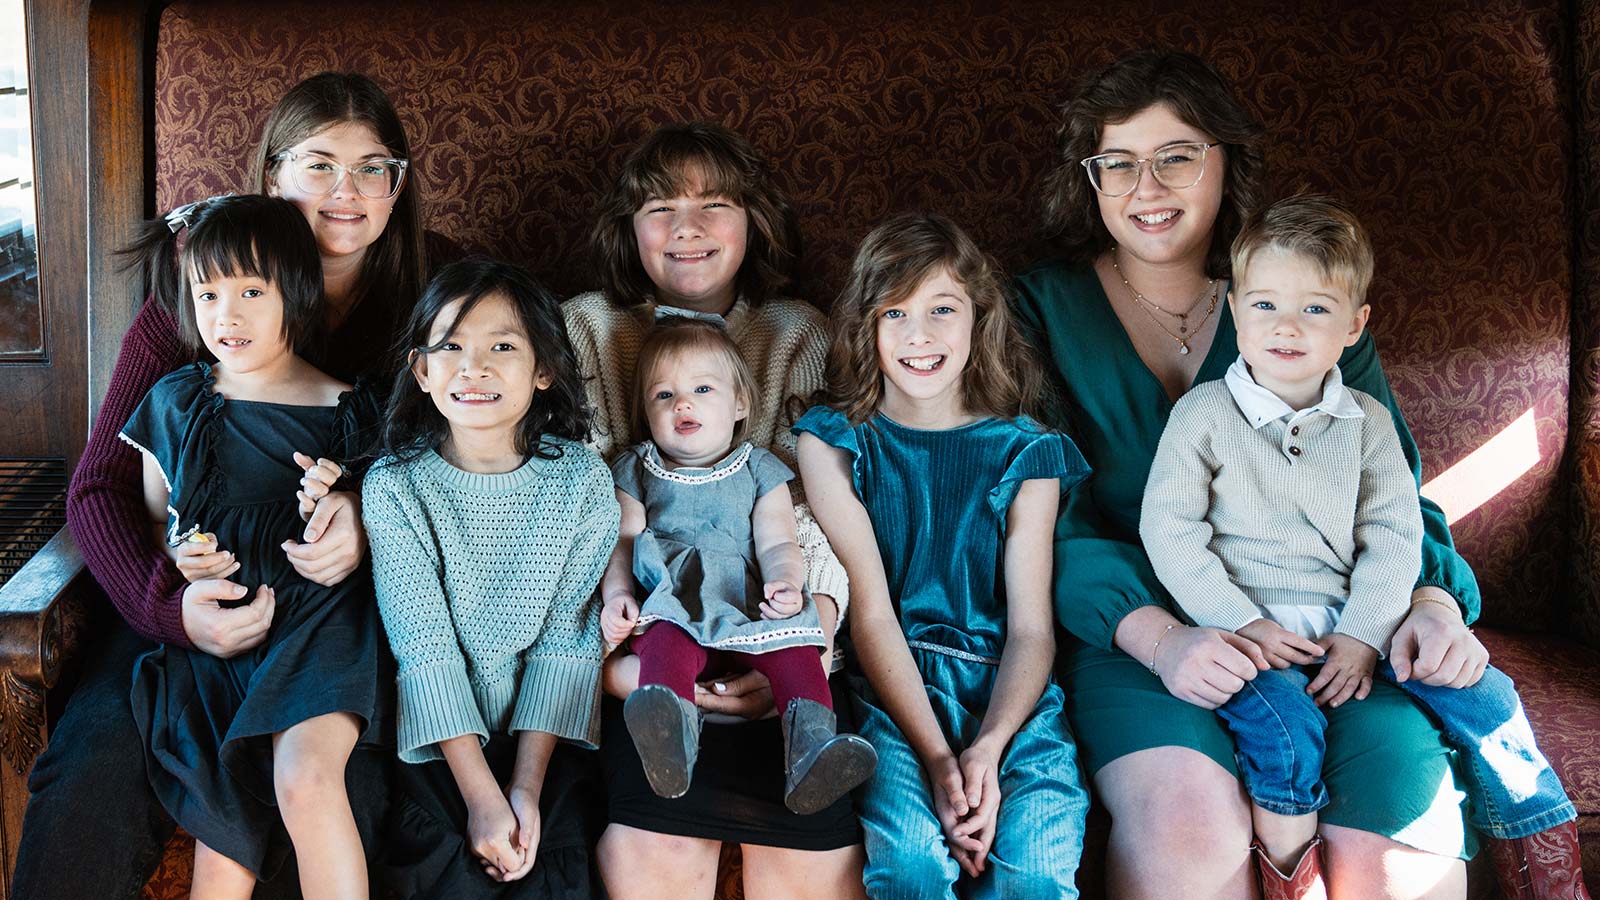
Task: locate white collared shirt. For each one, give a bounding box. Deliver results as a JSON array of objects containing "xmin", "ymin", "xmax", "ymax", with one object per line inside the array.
[{"xmin": 1223, "ymin": 355, "xmax": 1366, "ymax": 430}]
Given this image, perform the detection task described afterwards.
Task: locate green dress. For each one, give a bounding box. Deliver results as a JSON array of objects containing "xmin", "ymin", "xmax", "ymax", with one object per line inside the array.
[{"xmin": 1013, "ymin": 261, "xmax": 1479, "ymax": 858}]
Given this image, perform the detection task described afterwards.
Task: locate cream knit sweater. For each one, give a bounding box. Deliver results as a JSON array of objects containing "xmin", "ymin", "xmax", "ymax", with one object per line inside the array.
[
  {"xmin": 562, "ymin": 291, "xmax": 851, "ymax": 617},
  {"xmin": 1140, "ymin": 379, "xmax": 1422, "ymax": 652}
]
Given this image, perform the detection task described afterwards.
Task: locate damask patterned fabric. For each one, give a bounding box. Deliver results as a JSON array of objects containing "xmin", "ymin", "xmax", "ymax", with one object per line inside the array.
[
  {"xmin": 143, "ymin": 3, "xmax": 1593, "ymax": 898},
  {"xmin": 154, "ymin": 0, "xmax": 1576, "ymax": 634},
  {"xmin": 1478, "ymin": 629, "xmax": 1600, "ymax": 896},
  {"xmin": 1570, "ymin": 0, "xmax": 1600, "ymax": 651}
]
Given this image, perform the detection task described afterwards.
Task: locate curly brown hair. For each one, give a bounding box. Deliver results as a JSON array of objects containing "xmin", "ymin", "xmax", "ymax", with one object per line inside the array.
[
  {"xmin": 1038, "ymin": 50, "xmax": 1267, "ymax": 278},
  {"xmin": 822, "ymin": 213, "xmax": 1044, "ymax": 426},
  {"xmin": 590, "ymin": 122, "xmax": 801, "ymax": 308}
]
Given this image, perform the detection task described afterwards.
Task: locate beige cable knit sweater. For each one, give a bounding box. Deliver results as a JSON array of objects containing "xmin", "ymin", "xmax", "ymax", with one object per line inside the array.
[{"xmin": 562, "ymin": 291, "xmax": 851, "ymax": 618}]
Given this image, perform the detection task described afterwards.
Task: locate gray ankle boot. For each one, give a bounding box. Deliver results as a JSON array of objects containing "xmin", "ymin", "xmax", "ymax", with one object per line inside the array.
[
  {"xmin": 782, "ymin": 698, "xmax": 878, "ymax": 814},
  {"xmin": 624, "ymin": 684, "xmax": 702, "ymax": 799}
]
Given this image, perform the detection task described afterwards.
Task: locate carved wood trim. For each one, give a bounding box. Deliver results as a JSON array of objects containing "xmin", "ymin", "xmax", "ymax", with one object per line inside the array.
[{"xmin": 0, "ymin": 675, "xmax": 43, "ymax": 778}]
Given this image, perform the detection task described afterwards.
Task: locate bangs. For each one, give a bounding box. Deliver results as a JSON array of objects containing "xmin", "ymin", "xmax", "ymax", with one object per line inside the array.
[
  {"xmin": 185, "ymin": 222, "xmax": 271, "ymax": 287},
  {"xmin": 416, "ymin": 290, "xmax": 503, "ymax": 352},
  {"xmin": 628, "ymin": 149, "xmax": 748, "ymax": 207}
]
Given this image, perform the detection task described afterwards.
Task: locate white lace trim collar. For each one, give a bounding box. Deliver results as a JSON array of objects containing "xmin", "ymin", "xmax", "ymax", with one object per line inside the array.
[{"xmin": 640, "ymin": 440, "xmax": 753, "ymax": 485}]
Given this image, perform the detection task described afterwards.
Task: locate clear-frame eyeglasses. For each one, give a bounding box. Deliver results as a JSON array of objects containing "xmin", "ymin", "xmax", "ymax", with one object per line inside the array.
[
  {"xmin": 1079, "ymin": 142, "xmax": 1220, "ymax": 198},
  {"xmin": 272, "ymin": 150, "xmax": 409, "ymax": 200}
]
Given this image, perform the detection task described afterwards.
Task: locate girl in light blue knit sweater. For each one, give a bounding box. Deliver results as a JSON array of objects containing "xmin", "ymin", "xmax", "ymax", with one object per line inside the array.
[{"xmin": 359, "ymin": 260, "xmax": 620, "ymax": 899}]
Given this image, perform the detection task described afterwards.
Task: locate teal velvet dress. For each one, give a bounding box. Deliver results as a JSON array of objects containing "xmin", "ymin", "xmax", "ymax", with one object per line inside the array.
[
  {"xmin": 1012, "ymin": 260, "xmax": 1481, "ymax": 858},
  {"xmin": 794, "ymin": 406, "xmax": 1092, "ymax": 899}
]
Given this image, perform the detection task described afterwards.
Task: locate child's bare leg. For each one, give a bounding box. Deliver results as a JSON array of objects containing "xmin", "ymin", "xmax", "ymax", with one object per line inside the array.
[
  {"xmin": 190, "ymin": 840, "xmax": 256, "ymax": 900},
  {"xmin": 273, "ymin": 712, "xmax": 365, "ymax": 900},
  {"xmin": 1254, "ymin": 805, "xmax": 1320, "ymax": 871}
]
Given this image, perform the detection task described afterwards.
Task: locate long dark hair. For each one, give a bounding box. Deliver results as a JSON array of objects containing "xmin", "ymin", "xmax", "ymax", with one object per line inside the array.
[
  {"xmin": 590, "ymin": 122, "xmax": 800, "ymax": 308},
  {"xmin": 1038, "ymin": 50, "xmax": 1267, "ymax": 278},
  {"xmin": 120, "ymin": 194, "xmax": 323, "ymax": 357},
  {"xmin": 378, "ymin": 259, "xmax": 592, "ymax": 464},
  {"xmin": 252, "ymin": 72, "xmax": 428, "ymax": 319}
]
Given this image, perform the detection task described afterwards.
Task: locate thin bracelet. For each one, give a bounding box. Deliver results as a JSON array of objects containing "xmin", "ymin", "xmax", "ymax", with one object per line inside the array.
[
  {"xmin": 1410, "ymin": 595, "xmax": 1460, "ymax": 615},
  {"xmin": 1148, "ymin": 623, "xmax": 1178, "ymax": 675}
]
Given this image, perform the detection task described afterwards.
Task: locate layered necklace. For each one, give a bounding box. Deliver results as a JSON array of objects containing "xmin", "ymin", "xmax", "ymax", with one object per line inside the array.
[{"xmin": 1110, "ymin": 247, "xmax": 1218, "ymax": 356}]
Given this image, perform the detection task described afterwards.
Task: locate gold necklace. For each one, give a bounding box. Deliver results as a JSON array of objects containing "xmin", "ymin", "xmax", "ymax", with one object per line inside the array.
[
  {"xmin": 1109, "ymin": 249, "xmax": 1218, "ymax": 355},
  {"xmin": 1110, "ymin": 248, "xmax": 1217, "ymax": 328}
]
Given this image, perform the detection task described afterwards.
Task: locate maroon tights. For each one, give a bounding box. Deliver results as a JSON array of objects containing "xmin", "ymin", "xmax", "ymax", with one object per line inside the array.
[{"xmin": 634, "ymin": 623, "xmax": 831, "ymax": 713}]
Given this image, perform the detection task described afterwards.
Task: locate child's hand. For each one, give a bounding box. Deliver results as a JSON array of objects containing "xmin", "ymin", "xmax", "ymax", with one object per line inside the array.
[
  {"xmin": 929, "ymin": 755, "xmax": 985, "ymax": 873},
  {"xmin": 949, "ymin": 742, "xmax": 1003, "ymax": 877},
  {"xmin": 293, "ymin": 452, "xmax": 344, "ymax": 523},
  {"xmin": 483, "ymin": 785, "xmax": 542, "ymax": 882},
  {"xmin": 1237, "ymin": 619, "xmax": 1323, "ymax": 670},
  {"xmin": 465, "ymin": 792, "xmax": 525, "ymax": 880},
  {"xmin": 171, "ymin": 533, "xmax": 240, "ymax": 584},
  {"xmin": 601, "ymin": 593, "xmax": 640, "ymax": 650},
  {"xmin": 758, "ymin": 580, "xmax": 803, "ymax": 620},
  {"xmin": 1307, "ymin": 633, "xmax": 1378, "ymax": 708}
]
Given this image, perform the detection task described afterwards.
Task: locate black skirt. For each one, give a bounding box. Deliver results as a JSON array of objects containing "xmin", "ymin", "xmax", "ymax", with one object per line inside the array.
[
  {"xmin": 600, "ymin": 674, "xmax": 862, "ymax": 851},
  {"xmin": 382, "ymin": 738, "xmax": 603, "ymax": 900}
]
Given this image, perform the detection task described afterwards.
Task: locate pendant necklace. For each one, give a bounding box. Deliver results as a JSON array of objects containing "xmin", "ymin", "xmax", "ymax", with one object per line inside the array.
[{"xmin": 1110, "ymin": 248, "xmax": 1218, "ymax": 355}]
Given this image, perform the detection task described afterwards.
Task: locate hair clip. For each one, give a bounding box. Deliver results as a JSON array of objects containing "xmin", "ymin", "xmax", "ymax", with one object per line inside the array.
[
  {"xmin": 164, "ymin": 194, "xmax": 233, "ymax": 234},
  {"xmin": 653, "ymin": 304, "xmax": 727, "ymax": 326}
]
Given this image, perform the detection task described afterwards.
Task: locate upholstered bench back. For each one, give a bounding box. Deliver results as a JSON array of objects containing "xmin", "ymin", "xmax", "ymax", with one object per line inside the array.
[{"xmin": 154, "ymin": 0, "xmax": 1581, "ymax": 636}]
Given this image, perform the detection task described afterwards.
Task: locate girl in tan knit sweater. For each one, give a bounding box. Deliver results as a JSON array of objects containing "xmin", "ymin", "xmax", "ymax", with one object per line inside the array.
[{"xmin": 570, "ymin": 123, "xmax": 867, "ymax": 900}]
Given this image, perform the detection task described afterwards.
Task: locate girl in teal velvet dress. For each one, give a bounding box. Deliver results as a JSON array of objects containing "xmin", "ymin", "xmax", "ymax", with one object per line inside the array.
[{"xmin": 795, "ymin": 213, "xmax": 1091, "ymax": 899}]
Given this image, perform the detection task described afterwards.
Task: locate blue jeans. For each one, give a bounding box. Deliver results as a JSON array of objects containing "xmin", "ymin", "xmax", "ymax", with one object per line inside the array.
[
  {"xmin": 854, "ymin": 646, "xmax": 1088, "ymax": 899},
  {"xmin": 1384, "ymin": 661, "xmax": 1575, "ymax": 838},
  {"xmin": 1219, "ymin": 660, "xmax": 1575, "ymax": 839}
]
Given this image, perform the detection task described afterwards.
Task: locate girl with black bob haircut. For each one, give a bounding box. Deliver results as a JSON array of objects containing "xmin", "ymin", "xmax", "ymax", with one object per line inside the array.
[
  {"xmin": 377, "ymin": 258, "xmax": 593, "ymax": 464},
  {"xmin": 123, "ymin": 194, "xmax": 325, "ymax": 360},
  {"xmin": 115, "ymin": 192, "xmax": 387, "ymax": 897}
]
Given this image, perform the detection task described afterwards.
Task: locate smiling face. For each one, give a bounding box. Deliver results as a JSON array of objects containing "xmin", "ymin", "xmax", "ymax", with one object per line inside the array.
[
  {"xmin": 640, "ymin": 347, "xmax": 749, "ymax": 468},
  {"xmin": 269, "ymin": 120, "xmax": 398, "ymax": 263},
  {"xmin": 631, "ymin": 169, "xmax": 749, "ymax": 314},
  {"xmin": 411, "ymin": 292, "xmax": 551, "ymax": 455},
  {"xmin": 191, "ymin": 270, "xmax": 293, "ymax": 377},
  {"xmin": 875, "ymin": 265, "xmax": 974, "ymax": 423},
  {"xmin": 1230, "ymin": 247, "xmax": 1370, "ymax": 409},
  {"xmin": 1094, "ymin": 102, "xmax": 1226, "ymax": 270}
]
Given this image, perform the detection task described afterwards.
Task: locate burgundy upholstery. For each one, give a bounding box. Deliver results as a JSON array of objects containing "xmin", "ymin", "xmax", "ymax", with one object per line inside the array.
[{"xmin": 141, "ymin": 1, "xmax": 1597, "ymax": 897}]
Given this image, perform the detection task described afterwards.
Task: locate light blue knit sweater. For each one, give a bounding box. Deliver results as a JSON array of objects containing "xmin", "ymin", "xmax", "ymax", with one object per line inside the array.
[{"xmin": 363, "ymin": 439, "xmax": 620, "ymax": 763}]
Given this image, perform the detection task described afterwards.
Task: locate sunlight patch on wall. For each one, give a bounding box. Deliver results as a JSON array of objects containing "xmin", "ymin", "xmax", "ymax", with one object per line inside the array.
[{"xmin": 1421, "ymin": 409, "xmax": 1540, "ymax": 525}]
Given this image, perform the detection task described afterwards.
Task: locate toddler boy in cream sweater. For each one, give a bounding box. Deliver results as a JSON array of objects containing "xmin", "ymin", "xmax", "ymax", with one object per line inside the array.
[{"xmin": 1141, "ymin": 195, "xmax": 1578, "ymax": 900}]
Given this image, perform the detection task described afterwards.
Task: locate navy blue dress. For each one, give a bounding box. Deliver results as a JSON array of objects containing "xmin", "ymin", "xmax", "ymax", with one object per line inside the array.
[{"xmin": 118, "ymin": 362, "xmax": 387, "ymax": 877}]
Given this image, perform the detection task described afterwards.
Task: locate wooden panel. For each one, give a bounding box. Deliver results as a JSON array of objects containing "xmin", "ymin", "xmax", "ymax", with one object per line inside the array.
[{"xmin": 85, "ymin": 0, "xmax": 153, "ymax": 427}]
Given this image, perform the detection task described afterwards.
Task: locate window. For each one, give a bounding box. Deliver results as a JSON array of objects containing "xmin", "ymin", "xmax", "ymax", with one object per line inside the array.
[{"xmin": 0, "ymin": 0, "xmax": 37, "ymax": 356}]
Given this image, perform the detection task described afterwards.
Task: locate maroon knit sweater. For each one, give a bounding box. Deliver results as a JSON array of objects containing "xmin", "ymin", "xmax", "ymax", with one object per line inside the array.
[{"xmin": 67, "ymin": 298, "xmax": 193, "ymax": 645}]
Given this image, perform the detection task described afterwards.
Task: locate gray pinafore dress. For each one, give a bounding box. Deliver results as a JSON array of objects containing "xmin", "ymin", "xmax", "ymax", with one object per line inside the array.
[{"xmin": 610, "ymin": 441, "xmax": 825, "ymax": 653}]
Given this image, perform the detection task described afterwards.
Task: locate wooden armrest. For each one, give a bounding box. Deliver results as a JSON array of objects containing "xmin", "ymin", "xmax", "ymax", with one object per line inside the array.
[
  {"xmin": 0, "ymin": 527, "xmax": 96, "ymax": 773},
  {"xmin": 0, "ymin": 527, "xmax": 99, "ymax": 896}
]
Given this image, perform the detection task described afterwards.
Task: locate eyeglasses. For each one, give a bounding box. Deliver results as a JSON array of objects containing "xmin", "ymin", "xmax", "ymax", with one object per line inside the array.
[
  {"xmin": 271, "ymin": 150, "xmax": 409, "ymax": 200},
  {"xmin": 1079, "ymin": 142, "xmax": 1220, "ymax": 198}
]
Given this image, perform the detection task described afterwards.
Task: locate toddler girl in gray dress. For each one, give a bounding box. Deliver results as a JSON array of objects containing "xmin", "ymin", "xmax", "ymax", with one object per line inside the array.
[{"xmin": 600, "ymin": 318, "xmax": 876, "ymax": 814}]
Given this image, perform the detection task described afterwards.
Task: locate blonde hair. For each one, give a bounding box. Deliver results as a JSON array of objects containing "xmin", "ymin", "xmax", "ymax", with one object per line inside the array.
[
  {"xmin": 1230, "ymin": 194, "xmax": 1375, "ymax": 305},
  {"xmin": 632, "ymin": 317, "xmax": 759, "ymax": 448},
  {"xmin": 822, "ymin": 212, "xmax": 1044, "ymax": 425}
]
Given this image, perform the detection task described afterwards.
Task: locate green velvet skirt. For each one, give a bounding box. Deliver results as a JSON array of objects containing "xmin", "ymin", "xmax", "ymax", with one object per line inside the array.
[{"xmin": 1062, "ymin": 642, "xmax": 1477, "ymax": 860}]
